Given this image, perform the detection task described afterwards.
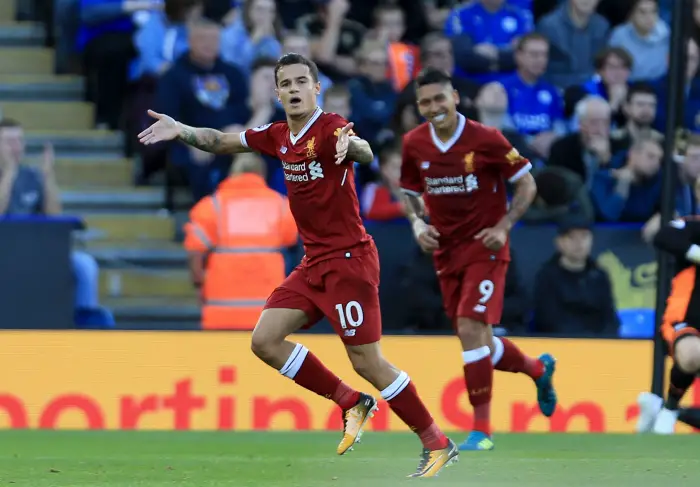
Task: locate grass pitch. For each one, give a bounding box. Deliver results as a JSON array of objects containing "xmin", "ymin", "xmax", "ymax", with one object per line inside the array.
[{"xmin": 0, "ymin": 431, "xmax": 698, "ymax": 486}]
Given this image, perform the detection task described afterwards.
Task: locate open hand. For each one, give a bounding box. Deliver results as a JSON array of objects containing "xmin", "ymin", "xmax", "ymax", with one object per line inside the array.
[
  {"xmin": 138, "ymin": 110, "xmax": 180, "ymax": 145},
  {"xmin": 335, "ymin": 122, "xmax": 354, "ymax": 165},
  {"xmin": 475, "ymin": 226, "xmax": 507, "ymax": 251},
  {"xmin": 413, "ymin": 219, "xmax": 440, "ymax": 253}
]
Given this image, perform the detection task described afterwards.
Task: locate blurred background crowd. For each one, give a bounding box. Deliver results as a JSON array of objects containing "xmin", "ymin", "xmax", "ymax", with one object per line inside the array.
[{"xmin": 1, "ymin": 0, "xmax": 696, "ymax": 337}]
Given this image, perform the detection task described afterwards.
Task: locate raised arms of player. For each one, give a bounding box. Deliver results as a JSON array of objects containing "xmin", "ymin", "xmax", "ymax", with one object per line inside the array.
[
  {"xmin": 138, "ymin": 110, "xmax": 249, "ymax": 154},
  {"xmin": 654, "ymin": 218, "xmax": 700, "ymax": 263}
]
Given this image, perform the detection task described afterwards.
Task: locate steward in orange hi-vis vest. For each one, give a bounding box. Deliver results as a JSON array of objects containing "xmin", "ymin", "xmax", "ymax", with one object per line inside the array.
[{"xmin": 184, "ymin": 154, "xmax": 298, "ymax": 329}]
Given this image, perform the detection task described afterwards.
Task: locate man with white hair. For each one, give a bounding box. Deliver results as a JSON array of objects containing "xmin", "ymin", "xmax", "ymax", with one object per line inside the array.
[{"xmin": 548, "ymin": 95, "xmax": 628, "ymax": 187}]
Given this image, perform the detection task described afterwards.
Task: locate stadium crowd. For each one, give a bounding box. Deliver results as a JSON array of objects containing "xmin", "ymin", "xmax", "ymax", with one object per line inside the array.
[{"xmin": 7, "ymin": 0, "xmax": 700, "ymax": 334}]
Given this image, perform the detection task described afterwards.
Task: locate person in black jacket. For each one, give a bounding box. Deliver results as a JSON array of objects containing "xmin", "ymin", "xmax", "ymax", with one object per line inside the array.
[
  {"xmin": 532, "ymin": 219, "xmax": 619, "ymax": 336},
  {"xmin": 635, "ymin": 216, "xmax": 700, "ymax": 434}
]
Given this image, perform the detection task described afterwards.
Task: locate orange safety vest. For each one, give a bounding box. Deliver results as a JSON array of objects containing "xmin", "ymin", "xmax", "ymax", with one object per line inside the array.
[
  {"xmin": 387, "ymin": 42, "xmax": 421, "ymax": 92},
  {"xmin": 184, "ymin": 174, "xmax": 298, "ymax": 330}
]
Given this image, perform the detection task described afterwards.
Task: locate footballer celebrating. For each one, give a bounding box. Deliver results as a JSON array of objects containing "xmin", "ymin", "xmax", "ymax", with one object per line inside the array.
[
  {"xmin": 139, "ymin": 54, "xmax": 458, "ymax": 477},
  {"xmin": 400, "ymin": 68, "xmax": 558, "ymax": 451}
]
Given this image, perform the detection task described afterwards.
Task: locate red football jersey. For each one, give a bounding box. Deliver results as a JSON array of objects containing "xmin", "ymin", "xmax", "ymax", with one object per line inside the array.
[
  {"xmin": 400, "ymin": 114, "xmax": 532, "ymax": 274},
  {"xmin": 240, "ymin": 107, "xmax": 371, "ymax": 265}
]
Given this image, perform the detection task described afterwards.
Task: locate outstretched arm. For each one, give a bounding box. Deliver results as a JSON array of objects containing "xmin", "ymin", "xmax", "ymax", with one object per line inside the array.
[
  {"xmin": 138, "ymin": 110, "xmax": 250, "ymax": 155},
  {"xmin": 177, "ymin": 124, "xmax": 249, "ymax": 155}
]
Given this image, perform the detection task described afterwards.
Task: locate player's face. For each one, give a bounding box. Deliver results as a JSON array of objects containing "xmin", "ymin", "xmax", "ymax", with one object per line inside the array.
[
  {"xmin": 276, "ymin": 64, "xmax": 320, "ymax": 118},
  {"xmin": 416, "ymin": 82, "xmax": 459, "ymax": 131}
]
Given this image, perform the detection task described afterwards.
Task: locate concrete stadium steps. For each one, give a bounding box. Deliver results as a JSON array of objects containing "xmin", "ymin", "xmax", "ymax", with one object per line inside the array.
[
  {"xmin": 0, "ymin": 75, "xmax": 83, "ymax": 100},
  {"xmin": 0, "ymin": 22, "xmax": 44, "ymax": 46},
  {"xmin": 86, "ymin": 241, "xmax": 187, "ymax": 267},
  {"xmin": 1, "ymin": 101, "xmax": 93, "ymax": 130},
  {"xmin": 0, "ymin": 18, "xmax": 200, "ymax": 327},
  {"xmin": 0, "ymin": 4, "xmax": 16, "ymax": 23},
  {"xmin": 103, "ymin": 296, "xmax": 200, "ymax": 328},
  {"xmin": 27, "ymin": 158, "xmax": 133, "ymax": 187},
  {"xmin": 26, "ymin": 130, "xmax": 124, "ymax": 157},
  {"xmin": 100, "ymin": 268, "xmax": 194, "ymax": 299},
  {"xmin": 80, "ymin": 213, "xmax": 176, "ymax": 241},
  {"xmin": 0, "ymin": 47, "xmax": 52, "ymax": 74},
  {"xmin": 62, "ymin": 187, "xmax": 191, "ymax": 211}
]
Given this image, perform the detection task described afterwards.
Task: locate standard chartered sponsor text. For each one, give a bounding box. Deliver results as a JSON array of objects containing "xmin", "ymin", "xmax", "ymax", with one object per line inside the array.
[
  {"xmin": 426, "ymin": 175, "xmax": 466, "ymax": 195},
  {"xmin": 283, "ymin": 161, "xmax": 309, "ymax": 182}
]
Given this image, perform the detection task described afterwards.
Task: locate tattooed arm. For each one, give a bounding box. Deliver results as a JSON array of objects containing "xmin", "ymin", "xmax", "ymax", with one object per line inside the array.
[
  {"xmin": 346, "ymin": 137, "xmax": 374, "ymax": 164},
  {"xmin": 177, "ymin": 124, "xmax": 250, "ymax": 155},
  {"xmin": 138, "ymin": 110, "xmax": 250, "ymax": 154},
  {"xmin": 497, "ymin": 171, "xmax": 537, "ymax": 231}
]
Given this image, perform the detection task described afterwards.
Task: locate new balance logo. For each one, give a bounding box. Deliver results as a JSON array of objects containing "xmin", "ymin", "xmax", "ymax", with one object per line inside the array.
[
  {"xmin": 344, "ymin": 329, "xmax": 356, "ymax": 337},
  {"xmin": 309, "ymin": 161, "xmax": 324, "ymax": 180}
]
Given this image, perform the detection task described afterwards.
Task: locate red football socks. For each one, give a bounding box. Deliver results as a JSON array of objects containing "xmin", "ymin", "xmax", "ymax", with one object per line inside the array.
[
  {"xmin": 280, "ymin": 344, "xmax": 359, "ymax": 408},
  {"xmin": 494, "ymin": 337, "xmax": 544, "ymax": 380},
  {"xmin": 463, "ymin": 346, "xmax": 493, "ymax": 436},
  {"xmin": 331, "ymin": 381, "xmax": 361, "ymax": 410},
  {"xmin": 381, "ymin": 371, "xmax": 449, "ymax": 450}
]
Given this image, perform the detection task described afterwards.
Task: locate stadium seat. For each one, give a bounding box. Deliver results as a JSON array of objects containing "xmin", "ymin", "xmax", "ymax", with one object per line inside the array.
[
  {"xmin": 75, "ymin": 306, "xmax": 116, "ymax": 329},
  {"xmin": 617, "ymin": 308, "xmax": 656, "ymax": 338}
]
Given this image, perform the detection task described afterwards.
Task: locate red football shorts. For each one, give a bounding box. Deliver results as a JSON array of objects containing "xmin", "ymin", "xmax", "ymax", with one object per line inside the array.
[
  {"xmin": 264, "ymin": 245, "xmax": 382, "ymax": 346},
  {"xmin": 438, "ymin": 259, "xmax": 508, "ymax": 325}
]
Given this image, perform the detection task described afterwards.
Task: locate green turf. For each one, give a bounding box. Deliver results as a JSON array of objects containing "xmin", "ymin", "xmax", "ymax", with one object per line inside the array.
[{"xmin": 0, "ymin": 432, "xmax": 697, "ymax": 486}]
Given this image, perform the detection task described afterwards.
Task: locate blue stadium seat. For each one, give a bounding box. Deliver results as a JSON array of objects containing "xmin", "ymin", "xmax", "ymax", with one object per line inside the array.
[
  {"xmin": 618, "ymin": 308, "xmax": 655, "ymax": 338},
  {"xmin": 75, "ymin": 307, "xmax": 116, "ymax": 329}
]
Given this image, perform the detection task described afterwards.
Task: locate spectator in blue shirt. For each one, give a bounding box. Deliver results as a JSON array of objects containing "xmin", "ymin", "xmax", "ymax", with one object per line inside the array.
[
  {"xmin": 155, "ymin": 18, "xmax": 269, "ymax": 201},
  {"xmin": 590, "ymin": 137, "xmax": 663, "ymax": 222},
  {"xmin": 220, "ymin": 0, "xmax": 282, "ymax": 77},
  {"xmin": 655, "ymin": 38, "xmax": 700, "ymax": 133},
  {"xmin": 445, "ymin": 0, "xmax": 530, "ymax": 82},
  {"xmin": 501, "ymin": 32, "xmax": 564, "ymax": 159},
  {"xmin": 348, "ymin": 41, "xmax": 398, "ymax": 146},
  {"xmin": 537, "ymin": 0, "xmax": 610, "ymax": 89},
  {"xmin": 564, "ymin": 47, "xmax": 633, "ymax": 130},
  {"xmin": 608, "ymin": 0, "xmax": 669, "ymax": 82},
  {"xmin": 132, "ymin": 0, "xmax": 201, "ymax": 80}
]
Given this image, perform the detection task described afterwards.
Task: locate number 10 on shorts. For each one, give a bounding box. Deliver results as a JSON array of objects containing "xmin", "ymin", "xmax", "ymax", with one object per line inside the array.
[{"xmin": 335, "ymin": 301, "xmax": 364, "ymax": 336}]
